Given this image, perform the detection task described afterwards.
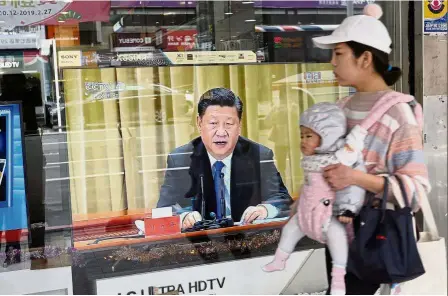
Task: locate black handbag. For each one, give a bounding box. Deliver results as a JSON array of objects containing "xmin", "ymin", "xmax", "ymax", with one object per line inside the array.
[{"xmin": 347, "ymin": 176, "xmax": 425, "ymax": 284}]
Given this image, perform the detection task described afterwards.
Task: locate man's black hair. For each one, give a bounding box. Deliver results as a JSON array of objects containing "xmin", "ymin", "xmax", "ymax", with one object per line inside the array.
[{"xmin": 198, "ymin": 87, "xmax": 243, "ymax": 120}]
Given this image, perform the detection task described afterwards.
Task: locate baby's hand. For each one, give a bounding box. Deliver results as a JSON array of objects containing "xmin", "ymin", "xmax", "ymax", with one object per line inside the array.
[
  {"xmin": 372, "ymin": 198, "xmax": 381, "ymax": 208},
  {"xmin": 338, "ymin": 216, "xmax": 353, "ymax": 224},
  {"xmin": 337, "ymin": 210, "xmax": 355, "ymax": 224}
]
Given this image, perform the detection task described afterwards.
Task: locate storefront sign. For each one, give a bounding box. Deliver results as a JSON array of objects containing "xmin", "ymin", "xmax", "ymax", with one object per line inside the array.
[
  {"xmin": 96, "ymin": 251, "xmax": 312, "ymax": 295},
  {"xmin": 116, "ymin": 52, "xmax": 172, "ymax": 66},
  {"xmin": 0, "ymin": 53, "xmax": 23, "ymax": 68},
  {"xmin": 0, "ymin": 103, "xmax": 27, "ymax": 233},
  {"xmin": 57, "ymin": 50, "xmax": 257, "ymax": 68},
  {"xmin": 111, "ymin": 0, "xmax": 196, "ymax": 8},
  {"xmin": 112, "ymin": 33, "xmax": 156, "ymax": 52},
  {"xmin": 254, "ymin": 0, "xmax": 374, "ymax": 8},
  {"xmin": 273, "ymin": 36, "xmax": 303, "ymax": 49},
  {"xmin": 112, "ymin": 0, "xmax": 373, "ymax": 9},
  {"xmin": 58, "ymin": 50, "xmax": 82, "ymax": 68},
  {"xmin": 165, "ymin": 29, "xmax": 197, "ymax": 51},
  {"xmin": 424, "ymin": 0, "xmax": 447, "ymax": 35},
  {"xmin": 164, "ymin": 51, "xmax": 256, "ymax": 65},
  {"xmin": 47, "ymin": 24, "xmax": 80, "ymax": 48},
  {"xmin": 81, "ymin": 50, "xmax": 98, "ymax": 68},
  {"xmin": 0, "ymin": 34, "xmax": 38, "ymax": 49},
  {"xmin": 0, "ymin": 25, "xmax": 44, "ymax": 49},
  {"xmin": 76, "ymin": 51, "xmax": 173, "ymax": 68},
  {"xmin": 0, "ymin": 0, "xmax": 110, "ymax": 26}
]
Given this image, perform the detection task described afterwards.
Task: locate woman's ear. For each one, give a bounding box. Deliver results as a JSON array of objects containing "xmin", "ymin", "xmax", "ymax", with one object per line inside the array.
[{"xmin": 361, "ymin": 51, "xmax": 374, "ymax": 69}]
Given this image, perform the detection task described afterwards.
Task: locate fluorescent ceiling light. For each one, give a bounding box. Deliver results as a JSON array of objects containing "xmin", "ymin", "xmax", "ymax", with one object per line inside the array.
[
  {"xmin": 245, "ymin": 19, "xmax": 256, "ymax": 22},
  {"xmin": 225, "ymin": 12, "xmax": 233, "ymax": 15}
]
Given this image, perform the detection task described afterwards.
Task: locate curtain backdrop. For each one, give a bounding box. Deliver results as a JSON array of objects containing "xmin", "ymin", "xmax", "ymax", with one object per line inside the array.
[{"xmin": 63, "ymin": 63, "xmax": 349, "ymax": 219}]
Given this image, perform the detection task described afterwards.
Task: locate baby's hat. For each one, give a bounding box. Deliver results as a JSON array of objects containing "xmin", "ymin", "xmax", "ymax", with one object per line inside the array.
[{"xmin": 299, "ymin": 102, "xmax": 347, "ymax": 152}]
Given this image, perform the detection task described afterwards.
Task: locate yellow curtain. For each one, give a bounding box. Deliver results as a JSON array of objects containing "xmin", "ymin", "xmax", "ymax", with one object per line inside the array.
[
  {"xmin": 63, "ymin": 63, "xmax": 348, "ymax": 218},
  {"xmin": 64, "ymin": 68, "xmax": 126, "ymax": 218}
]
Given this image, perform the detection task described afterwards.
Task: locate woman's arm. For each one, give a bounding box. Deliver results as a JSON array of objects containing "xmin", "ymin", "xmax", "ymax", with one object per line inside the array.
[
  {"xmin": 324, "ymin": 123, "xmax": 431, "ymax": 211},
  {"xmin": 352, "ymin": 169, "xmax": 385, "ymax": 194}
]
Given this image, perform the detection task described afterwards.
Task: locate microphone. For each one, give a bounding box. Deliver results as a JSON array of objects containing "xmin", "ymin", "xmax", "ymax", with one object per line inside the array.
[
  {"xmin": 219, "ymin": 173, "xmax": 226, "ymax": 219},
  {"xmin": 200, "ymin": 174, "xmax": 205, "ymax": 218}
]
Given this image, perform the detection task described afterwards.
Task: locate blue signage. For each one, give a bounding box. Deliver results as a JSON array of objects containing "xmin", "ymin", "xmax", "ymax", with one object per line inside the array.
[{"xmin": 0, "ymin": 103, "xmax": 28, "ymax": 231}]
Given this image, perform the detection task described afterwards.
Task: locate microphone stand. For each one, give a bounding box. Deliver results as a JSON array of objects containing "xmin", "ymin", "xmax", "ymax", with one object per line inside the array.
[{"xmin": 200, "ymin": 174, "xmax": 206, "ymax": 218}]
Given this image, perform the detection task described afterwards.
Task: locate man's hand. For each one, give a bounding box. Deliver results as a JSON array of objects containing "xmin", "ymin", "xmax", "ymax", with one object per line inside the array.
[
  {"xmin": 182, "ymin": 211, "xmax": 202, "ymax": 229},
  {"xmin": 240, "ymin": 205, "xmax": 268, "ymax": 225}
]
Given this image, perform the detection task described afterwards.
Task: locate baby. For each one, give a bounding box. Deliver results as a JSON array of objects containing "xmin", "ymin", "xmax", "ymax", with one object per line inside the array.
[{"xmin": 262, "ymin": 102, "xmax": 367, "ymax": 295}]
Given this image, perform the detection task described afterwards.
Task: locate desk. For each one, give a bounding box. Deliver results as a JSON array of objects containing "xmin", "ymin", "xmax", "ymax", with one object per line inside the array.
[
  {"xmin": 73, "ymin": 216, "xmax": 288, "ymax": 251},
  {"xmin": 76, "ymin": 220, "xmax": 289, "ymax": 250}
]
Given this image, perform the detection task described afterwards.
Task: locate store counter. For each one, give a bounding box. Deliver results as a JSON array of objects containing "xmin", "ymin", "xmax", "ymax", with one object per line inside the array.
[
  {"xmin": 75, "ymin": 218, "xmax": 288, "ymax": 251},
  {"xmin": 71, "ymin": 214, "xmax": 322, "ymax": 294}
]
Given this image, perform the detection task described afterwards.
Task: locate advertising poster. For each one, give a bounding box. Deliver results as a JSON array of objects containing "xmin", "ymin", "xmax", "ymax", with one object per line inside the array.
[
  {"xmin": 0, "ymin": 103, "xmax": 28, "ymax": 232},
  {"xmin": 0, "ymin": 0, "xmax": 110, "ymax": 26},
  {"xmin": 424, "ymin": 0, "xmax": 448, "ymax": 35},
  {"xmin": 112, "ymin": 33, "xmax": 156, "ymax": 52},
  {"xmin": 156, "ymin": 29, "xmax": 197, "ymax": 51}
]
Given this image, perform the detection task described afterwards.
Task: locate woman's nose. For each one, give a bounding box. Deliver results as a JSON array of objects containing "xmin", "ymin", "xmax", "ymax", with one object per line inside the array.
[{"xmin": 330, "ymin": 54, "xmax": 337, "ymax": 67}]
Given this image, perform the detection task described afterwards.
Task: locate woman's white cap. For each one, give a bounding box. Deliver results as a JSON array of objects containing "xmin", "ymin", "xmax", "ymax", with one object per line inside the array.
[{"xmin": 312, "ymin": 4, "xmax": 392, "ymax": 54}]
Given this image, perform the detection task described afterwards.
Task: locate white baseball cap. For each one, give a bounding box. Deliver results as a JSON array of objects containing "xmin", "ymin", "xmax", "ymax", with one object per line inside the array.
[{"xmin": 312, "ymin": 4, "xmax": 392, "ymax": 54}]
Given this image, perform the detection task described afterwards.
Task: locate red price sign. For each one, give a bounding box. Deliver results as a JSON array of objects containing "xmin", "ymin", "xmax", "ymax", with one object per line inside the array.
[{"xmin": 144, "ymin": 216, "xmax": 181, "ymax": 236}]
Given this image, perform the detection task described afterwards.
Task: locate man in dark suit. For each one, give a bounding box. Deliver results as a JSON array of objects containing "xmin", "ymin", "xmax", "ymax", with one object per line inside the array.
[{"xmin": 157, "ymin": 87, "xmax": 292, "ymax": 229}]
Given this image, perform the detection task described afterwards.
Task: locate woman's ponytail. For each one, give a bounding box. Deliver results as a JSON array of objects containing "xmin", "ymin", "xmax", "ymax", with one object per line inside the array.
[{"xmin": 381, "ymin": 66, "xmax": 402, "ymax": 86}]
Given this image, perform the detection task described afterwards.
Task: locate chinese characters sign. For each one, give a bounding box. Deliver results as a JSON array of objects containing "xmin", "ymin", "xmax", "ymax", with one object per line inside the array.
[
  {"xmin": 273, "ymin": 37, "xmax": 303, "ymax": 49},
  {"xmin": 154, "ymin": 29, "xmax": 197, "ymax": 52},
  {"xmin": 0, "ymin": 25, "xmax": 43, "ymax": 49},
  {"xmin": 0, "ymin": 0, "xmax": 110, "ymax": 26},
  {"xmin": 165, "ymin": 30, "xmax": 197, "ymax": 51}
]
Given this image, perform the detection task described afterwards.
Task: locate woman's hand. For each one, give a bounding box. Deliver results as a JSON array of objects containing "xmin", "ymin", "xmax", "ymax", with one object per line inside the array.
[{"xmin": 323, "ymin": 163, "xmax": 356, "ymax": 191}]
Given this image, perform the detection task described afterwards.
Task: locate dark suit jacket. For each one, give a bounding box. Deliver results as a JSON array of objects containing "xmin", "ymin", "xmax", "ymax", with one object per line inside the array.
[{"xmin": 157, "ymin": 136, "xmax": 292, "ymax": 221}]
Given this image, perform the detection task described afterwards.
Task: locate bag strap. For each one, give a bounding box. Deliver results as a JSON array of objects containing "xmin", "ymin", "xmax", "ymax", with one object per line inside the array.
[
  {"xmin": 419, "ymin": 187, "xmax": 440, "ymax": 240},
  {"xmin": 391, "ymin": 176, "xmax": 440, "ymax": 240}
]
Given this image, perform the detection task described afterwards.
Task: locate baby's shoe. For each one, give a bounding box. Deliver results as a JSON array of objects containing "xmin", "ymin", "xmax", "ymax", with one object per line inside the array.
[
  {"xmin": 262, "ymin": 248, "xmax": 290, "ymax": 272},
  {"xmin": 330, "ymin": 266, "xmax": 346, "ymax": 295}
]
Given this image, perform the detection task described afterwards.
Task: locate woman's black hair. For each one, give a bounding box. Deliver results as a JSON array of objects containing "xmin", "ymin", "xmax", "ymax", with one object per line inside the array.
[{"xmin": 346, "ymin": 41, "xmax": 402, "ymax": 86}]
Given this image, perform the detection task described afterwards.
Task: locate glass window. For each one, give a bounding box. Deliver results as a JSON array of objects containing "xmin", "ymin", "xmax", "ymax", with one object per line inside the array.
[{"xmin": 0, "ymin": 1, "xmax": 406, "ymax": 295}]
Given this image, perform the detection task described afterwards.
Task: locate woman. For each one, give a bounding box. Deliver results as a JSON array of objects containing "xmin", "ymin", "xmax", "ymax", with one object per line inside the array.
[{"xmin": 311, "ymin": 4, "xmax": 431, "ymax": 294}]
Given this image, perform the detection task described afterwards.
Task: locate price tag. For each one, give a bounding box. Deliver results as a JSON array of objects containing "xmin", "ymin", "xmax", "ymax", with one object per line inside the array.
[{"xmin": 144, "ymin": 216, "xmax": 181, "ymax": 236}]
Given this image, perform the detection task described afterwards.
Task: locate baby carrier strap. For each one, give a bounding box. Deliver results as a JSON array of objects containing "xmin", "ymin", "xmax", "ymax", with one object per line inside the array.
[{"xmin": 339, "ymin": 92, "xmax": 423, "ymax": 131}]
